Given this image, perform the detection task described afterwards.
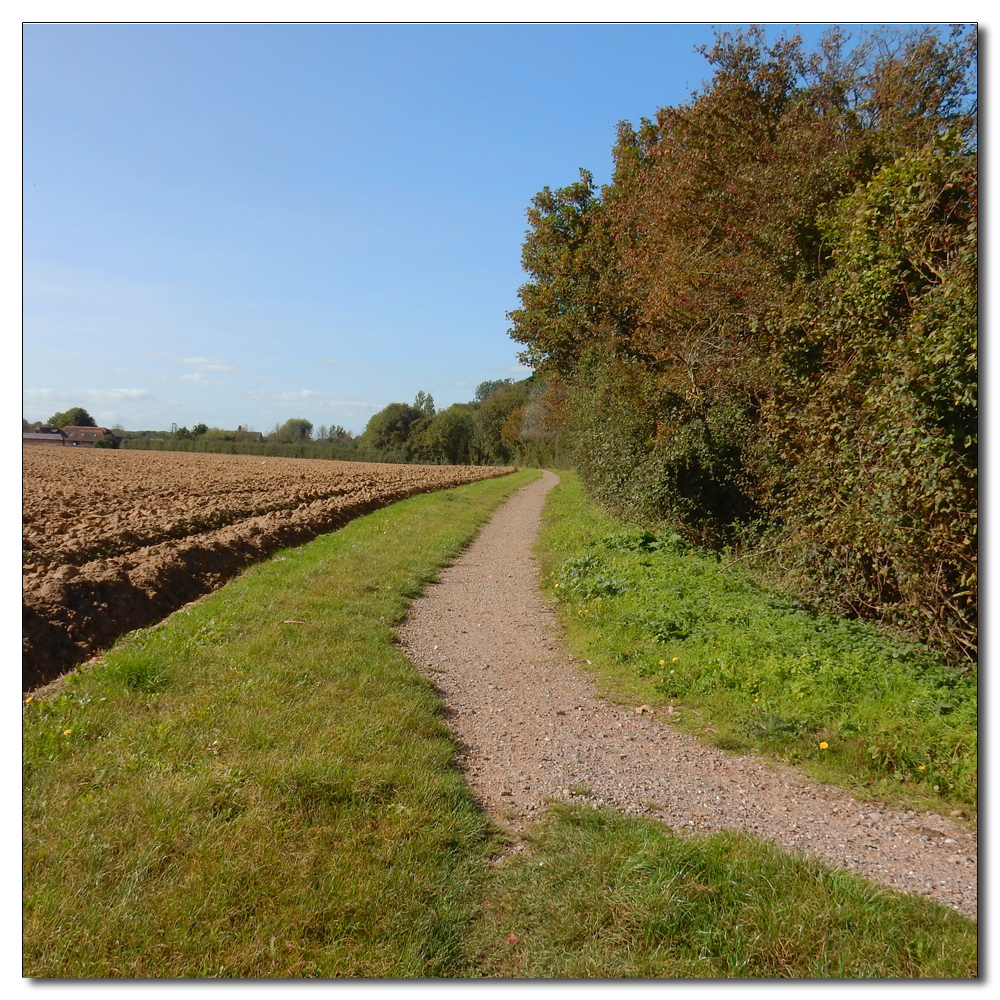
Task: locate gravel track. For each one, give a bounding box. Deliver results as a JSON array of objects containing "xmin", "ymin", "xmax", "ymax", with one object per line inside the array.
[{"xmin": 398, "ymin": 471, "xmax": 977, "ymax": 920}]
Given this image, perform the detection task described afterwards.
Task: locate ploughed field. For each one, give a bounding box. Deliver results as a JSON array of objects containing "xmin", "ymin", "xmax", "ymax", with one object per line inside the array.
[{"xmin": 23, "ymin": 448, "xmax": 514, "ymax": 689}]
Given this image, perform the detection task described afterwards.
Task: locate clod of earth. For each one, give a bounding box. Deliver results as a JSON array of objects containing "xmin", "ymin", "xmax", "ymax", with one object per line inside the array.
[{"xmin": 22, "ymin": 448, "xmax": 514, "ymax": 689}]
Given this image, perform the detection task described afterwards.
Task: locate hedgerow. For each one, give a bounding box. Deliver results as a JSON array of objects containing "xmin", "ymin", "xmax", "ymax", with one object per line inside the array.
[{"xmin": 509, "ymin": 25, "xmax": 977, "ymax": 664}]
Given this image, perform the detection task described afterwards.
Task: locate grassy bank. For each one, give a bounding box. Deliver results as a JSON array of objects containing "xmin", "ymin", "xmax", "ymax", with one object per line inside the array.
[
  {"xmin": 466, "ymin": 804, "xmax": 975, "ymax": 978},
  {"xmin": 23, "ymin": 471, "xmax": 538, "ymax": 977},
  {"xmin": 23, "ymin": 469, "xmax": 976, "ymax": 978},
  {"xmin": 535, "ymin": 474, "xmax": 977, "ymax": 817}
]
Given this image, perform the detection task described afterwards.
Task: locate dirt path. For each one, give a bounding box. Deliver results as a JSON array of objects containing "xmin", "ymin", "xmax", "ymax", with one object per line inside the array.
[{"xmin": 398, "ymin": 471, "xmax": 977, "ymax": 920}]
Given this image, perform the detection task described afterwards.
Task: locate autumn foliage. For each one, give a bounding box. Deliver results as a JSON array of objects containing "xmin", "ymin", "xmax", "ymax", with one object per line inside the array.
[{"xmin": 509, "ymin": 26, "xmax": 977, "ymax": 664}]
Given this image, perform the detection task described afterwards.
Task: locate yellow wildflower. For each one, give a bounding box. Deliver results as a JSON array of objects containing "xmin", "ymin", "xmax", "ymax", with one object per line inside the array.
[
  {"xmin": 63, "ymin": 729, "xmax": 73, "ymax": 736},
  {"xmin": 917, "ymin": 765, "xmax": 926, "ymax": 771},
  {"xmin": 672, "ymin": 657, "xmax": 679, "ymax": 662},
  {"xmin": 818, "ymin": 742, "xmax": 828, "ymax": 750},
  {"xmin": 659, "ymin": 660, "xmax": 665, "ymax": 666}
]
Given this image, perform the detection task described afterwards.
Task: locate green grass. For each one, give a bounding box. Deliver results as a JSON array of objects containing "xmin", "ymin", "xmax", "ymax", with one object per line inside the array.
[
  {"xmin": 464, "ymin": 804, "xmax": 976, "ymax": 978},
  {"xmin": 23, "ymin": 468, "xmax": 977, "ymax": 978},
  {"xmin": 23, "ymin": 471, "xmax": 539, "ymax": 978},
  {"xmin": 535, "ymin": 473, "xmax": 977, "ymax": 817}
]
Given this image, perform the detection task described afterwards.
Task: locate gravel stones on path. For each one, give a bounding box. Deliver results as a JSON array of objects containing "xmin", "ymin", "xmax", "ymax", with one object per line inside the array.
[{"xmin": 398, "ymin": 471, "xmax": 977, "ymax": 920}]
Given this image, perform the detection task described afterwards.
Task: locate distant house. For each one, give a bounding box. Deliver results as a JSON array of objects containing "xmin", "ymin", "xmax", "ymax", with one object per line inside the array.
[
  {"xmin": 61, "ymin": 426, "xmax": 118, "ymax": 447},
  {"xmin": 22, "ymin": 427, "xmax": 66, "ymax": 446},
  {"xmin": 235, "ymin": 426, "xmax": 264, "ymax": 442}
]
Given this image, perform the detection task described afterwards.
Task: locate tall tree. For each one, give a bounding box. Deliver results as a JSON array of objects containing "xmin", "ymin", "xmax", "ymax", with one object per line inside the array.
[
  {"xmin": 269, "ymin": 418, "xmax": 313, "ymax": 443},
  {"xmin": 508, "ymin": 24, "xmax": 977, "ymax": 661},
  {"xmin": 413, "ymin": 391, "xmax": 436, "ymax": 417},
  {"xmin": 48, "ymin": 407, "xmax": 97, "ymax": 428},
  {"xmin": 364, "ymin": 403, "xmax": 423, "ymax": 451}
]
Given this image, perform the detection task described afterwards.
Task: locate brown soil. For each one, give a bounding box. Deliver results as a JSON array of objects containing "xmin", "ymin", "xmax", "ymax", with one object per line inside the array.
[
  {"xmin": 398, "ymin": 471, "xmax": 977, "ymax": 920},
  {"xmin": 23, "ymin": 448, "xmax": 514, "ymax": 690}
]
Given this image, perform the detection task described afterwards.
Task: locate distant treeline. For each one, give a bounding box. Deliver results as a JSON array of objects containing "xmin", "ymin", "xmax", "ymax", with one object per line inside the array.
[
  {"xmin": 358, "ymin": 378, "xmax": 568, "ymax": 467},
  {"xmin": 120, "ymin": 377, "xmax": 571, "ymax": 468},
  {"xmin": 508, "ymin": 26, "xmax": 977, "ymax": 664},
  {"xmin": 121, "ymin": 438, "xmax": 364, "ymax": 461}
]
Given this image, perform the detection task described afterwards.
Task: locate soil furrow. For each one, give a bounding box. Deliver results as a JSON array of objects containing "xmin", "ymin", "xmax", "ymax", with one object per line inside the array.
[{"xmin": 23, "ymin": 448, "xmax": 514, "ymax": 690}]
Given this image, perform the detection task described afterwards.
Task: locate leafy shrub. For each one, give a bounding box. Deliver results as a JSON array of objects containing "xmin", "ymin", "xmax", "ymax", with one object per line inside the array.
[{"xmin": 511, "ymin": 26, "xmax": 977, "ymax": 664}]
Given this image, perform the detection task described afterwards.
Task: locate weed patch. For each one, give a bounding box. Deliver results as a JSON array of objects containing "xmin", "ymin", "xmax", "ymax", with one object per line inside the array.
[{"xmin": 537, "ymin": 474, "xmax": 977, "ymax": 814}]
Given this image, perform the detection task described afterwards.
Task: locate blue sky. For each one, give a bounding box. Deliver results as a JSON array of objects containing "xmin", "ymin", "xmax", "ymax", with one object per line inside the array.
[{"xmin": 24, "ymin": 21, "xmax": 861, "ymax": 433}]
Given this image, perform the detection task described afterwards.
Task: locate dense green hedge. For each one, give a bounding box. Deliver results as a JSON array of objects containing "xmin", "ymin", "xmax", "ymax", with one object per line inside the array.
[
  {"xmin": 509, "ymin": 26, "xmax": 977, "ymax": 664},
  {"xmin": 121, "ymin": 438, "xmax": 368, "ymax": 461}
]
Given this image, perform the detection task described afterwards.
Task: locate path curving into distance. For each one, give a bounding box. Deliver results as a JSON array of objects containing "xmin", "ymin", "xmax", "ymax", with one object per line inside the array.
[{"xmin": 398, "ymin": 470, "xmax": 977, "ymax": 920}]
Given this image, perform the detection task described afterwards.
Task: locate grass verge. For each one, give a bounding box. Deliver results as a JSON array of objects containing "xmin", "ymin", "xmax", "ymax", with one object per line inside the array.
[
  {"xmin": 23, "ymin": 471, "xmax": 538, "ymax": 978},
  {"xmin": 23, "ymin": 468, "xmax": 977, "ymax": 978},
  {"xmin": 534, "ymin": 473, "xmax": 977, "ymax": 817},
  {"xmin": 465, "ymin": 803, "xmax": 976, "ymax": 978}
]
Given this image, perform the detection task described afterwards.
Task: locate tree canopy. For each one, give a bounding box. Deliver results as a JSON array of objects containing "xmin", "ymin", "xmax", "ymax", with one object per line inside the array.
[
  {"xmin": 269, "ymin": 418, "xmax": 314, "ymax": 443},
  {"xmin": 47, "ymin": 407, "xmax": 97, "ymax": 428},
  {"xmin": 508, "ymin": 25, "xmax": 977, "ymax": 663},
  {"xmin": 364, "ymin": 403, "xmax": 423, "ymax": 452},
  {"xmin": 358, "ymin": 378, "xmax": 566, "ymax": 467},
  {"xmin": 474, "ymin": 379, "xmax": 514, "ymax": 402}
]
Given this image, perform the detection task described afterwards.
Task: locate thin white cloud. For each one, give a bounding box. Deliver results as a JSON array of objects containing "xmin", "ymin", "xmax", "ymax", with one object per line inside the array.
[
  {"xmin": 24, "ymin": 387, "xmax": 152, "ymax": 402},
  {"xmin": 279, "ymin": 389, "xmax": 321, "ymax": 401},
  {"xmin": 23, "ymin": 272, "xmax": 173, "ymax": 303},
  {"xmin": 180, "ymin": 356, "xmax": 238, "ymax": 373},
  {"xmin": 242, "ymin": 388, "xmax": 370, "ymax": 415},
  {"xmin": 22, "ymin": 388, "xmax": 155, "ymax": 426},
  {"xmin": 243, "ymin": 389, "xmax": 323, "ymax": 402},
  {"xmin": 245, "ymin": 388, "xmax": 321, "ymax": 402},
  {"xmin": 179, "ymin": 373, "xmax": 215, "ymax": 385}
]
